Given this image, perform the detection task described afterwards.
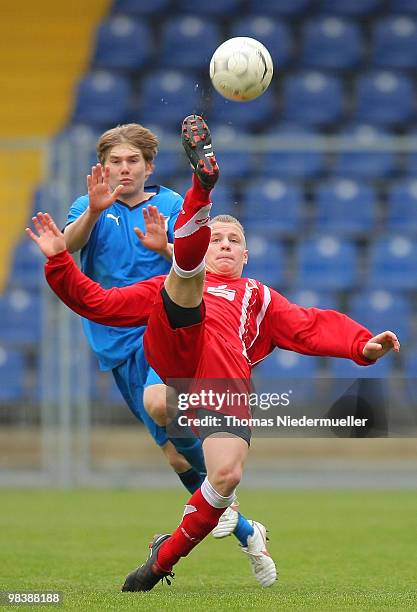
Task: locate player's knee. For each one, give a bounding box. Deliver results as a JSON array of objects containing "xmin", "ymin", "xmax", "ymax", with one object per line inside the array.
[
  {"xmin": 143, "ymin": 385, "xmax": 168, "ymax": 426},
  {"xmin": 211, "ymin": 465, "xmax": 242, "ymax": 494}
]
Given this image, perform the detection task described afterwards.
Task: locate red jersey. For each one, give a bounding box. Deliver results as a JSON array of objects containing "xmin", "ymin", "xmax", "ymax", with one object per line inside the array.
[{"xmin": 45, "ymin": 251, "xmax": 373, "ymax": 376}]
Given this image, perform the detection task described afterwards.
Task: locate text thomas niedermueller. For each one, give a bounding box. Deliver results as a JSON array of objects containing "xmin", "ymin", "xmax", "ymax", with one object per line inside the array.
[{"xmin": 177, "ymin": 415, "xmax": 369, "ymax": 428}]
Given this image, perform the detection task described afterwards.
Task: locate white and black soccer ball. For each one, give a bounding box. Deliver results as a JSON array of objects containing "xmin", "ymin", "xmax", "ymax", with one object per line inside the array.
[{"xmin": 209, "ymin": 37, "xmax": 273, "ymax": 102}]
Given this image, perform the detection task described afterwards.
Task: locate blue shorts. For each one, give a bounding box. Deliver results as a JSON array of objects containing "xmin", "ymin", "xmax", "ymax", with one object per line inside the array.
[{"xmin": 112, "ymin": 345, "xmax": 168, "ymax": 447}]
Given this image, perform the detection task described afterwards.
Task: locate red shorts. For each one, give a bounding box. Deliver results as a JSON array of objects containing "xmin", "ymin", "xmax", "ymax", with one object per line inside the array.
[{"xmin": 143, "ymin": 288, "xmax": 251, "ymax": 418}]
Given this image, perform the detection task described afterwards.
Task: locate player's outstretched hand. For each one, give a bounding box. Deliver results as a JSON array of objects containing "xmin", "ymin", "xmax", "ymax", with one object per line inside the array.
[
  {"xmin": 25, "ymin": 212, "xmax": 66, "ymax": 258},
  {"xmin": 134, "ymin": 204, "xmax": 169, "ymax": 256},
  {"xmin": 87, "ymin": 163, "xmax": 124, "ymax": 213},
  {"xmin": 363, "ymin": 331, "xmax": 400, "ymax": 361}
]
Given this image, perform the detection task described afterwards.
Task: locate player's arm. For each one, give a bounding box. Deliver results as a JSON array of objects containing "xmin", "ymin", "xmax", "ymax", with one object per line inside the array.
[
  {"xmin": 26, "ymin": 213, "xmax": 153, "ymax": 327},
  {"xmin": 64, "ymin": 164, "xmax": 124, "ymax": 253},
  {"xmin": 265, "ymin": 288, "xmax": 399, "ymax": 365}
]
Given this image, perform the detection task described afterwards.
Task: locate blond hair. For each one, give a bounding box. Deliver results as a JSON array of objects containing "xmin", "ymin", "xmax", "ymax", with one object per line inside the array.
[
  {"xmin": 211, "ymin": 214, "xmax": 246, "ymax": 238},
  {"xmin": 96, "ymin": 123, "xmax": 158, "ymax": 165}
]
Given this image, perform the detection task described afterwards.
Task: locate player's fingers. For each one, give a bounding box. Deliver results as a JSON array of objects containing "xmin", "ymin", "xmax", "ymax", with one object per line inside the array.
[
  {"xmin": 148, "ymin": 205, "xmax": 159, "ymax": 224},
  {"xmin": 133, "ymin": 227, "xmax": 144, "ymax": 240},
  {"xmin": 37, "ymin": 212, "xmax": 51, "ymax": 233},
  {"xmin": 32, "ymin": 215, "xmax": 44, "ymax": 235},
  {"xmin": 367, "ymin": 342, "xmax": 383, "ymax": 352},
  {"xmin": 112, "ymin": 184, "xmax": 124, "ymax": 200},
  {"xmin": 159, "ymin": 213, "xmax": 166, "ymax": 227},
  {"xmin": 87, "ymin": 174, "xmax": 92, "ymax": 189},
  {"xmin": 48, "ymin": 220, "xmax": 61, "ymax": 237},
  {"xmin": 142, "ymin": 207, "xmax": 150, "ymax": 223},
  {"xmin": 25, "ymin": 227, "xmax": 38, "ymax": 243}
]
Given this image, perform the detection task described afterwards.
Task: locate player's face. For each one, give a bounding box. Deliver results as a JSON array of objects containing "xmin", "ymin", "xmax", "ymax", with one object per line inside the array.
[
  {"xmin": 205, "ymin": 222, "xmax": 248, "ymax": 278},
  {"xmin": 104, "ymin": 144, "xmax": 153, "ymax": 201}
]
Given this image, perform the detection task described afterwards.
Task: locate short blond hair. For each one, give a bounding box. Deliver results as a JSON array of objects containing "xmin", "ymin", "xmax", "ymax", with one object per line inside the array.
[
  {"xmin": 96, "ymin": 123, "xmax": 158, "ymax": 165},
  {"xmin": 211, "ymin": 214, "xmax": 246, "ymax": 238}
]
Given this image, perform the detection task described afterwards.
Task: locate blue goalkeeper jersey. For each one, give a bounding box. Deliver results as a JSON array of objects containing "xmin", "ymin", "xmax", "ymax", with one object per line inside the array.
[{"xmin": 66, "ymin": 184, "xmax": 183, "ymax": 370}]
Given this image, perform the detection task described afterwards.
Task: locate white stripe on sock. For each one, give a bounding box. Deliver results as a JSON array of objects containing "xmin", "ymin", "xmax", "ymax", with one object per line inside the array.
[
  {"xmin": 201, "ymin": 477, "xmax": 236, "ymax": 509},
  {"xmin": 172, "ymin": 255, "xmax": 206, "ymax": 279},
  {"xmin": 174, "ymin": 204, "xmax": 212, "ymax": 239}
]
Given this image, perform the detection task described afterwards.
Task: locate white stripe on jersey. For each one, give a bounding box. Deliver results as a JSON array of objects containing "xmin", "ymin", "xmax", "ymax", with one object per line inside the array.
[
  {"xmin": 247, "ymin": 284, "xmax": 271, "ymax": 352},
  {"xmin": 238, "ymin": 279, "xmax": 258, "ymax": 359}
]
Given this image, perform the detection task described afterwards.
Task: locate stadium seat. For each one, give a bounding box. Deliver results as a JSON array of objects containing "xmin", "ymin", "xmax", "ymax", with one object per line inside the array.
[
  {"xmin": 159, "ymin": 16, "xmax": 220, "ymax": 69},
  {"xmin": 244, "ymin": 235, "xmax": 286, "ymax": 288},
  {"xmin": 254, "ymin": 350, "xmax": 320, "ymax": 378},
  {"xmin": 386, "ymin": 179, "xmax": 417, "ymax": 234},
  {"xmin": 328, "ymin": 354, "xmax": 393, "ymax": 378},
  {"xmin": 372, "ymin": 16, "xmax": 417, "ymax": 69},
  {"xmin": 240, "ymin": 179, "xmax": 304, "ymax": 236},
  {"xmin": 368, "ymin": 235, "xmax": 417, "ymax": 290},
  {"xmin": 295, "ymin": 237, "xmax": 359, "ymax": 290},
  {"xmin": 332, "ymin": 124, "xmax": 397, "ymax": 179},
  {"xmin": 282, "ymin": 72, "xmax": 344, "ymax": 127},
  {"xmin": 354, "ymin": 71, "xmax": 415, "ymax": 127},
  {"xmin": 111, "ymin": 0, "xmax": 173, "ymax": 16},
  {"xmin": 0, "ymin": 289, "xmax": 41, "ymax": 347},
  {"xmin": 387, "ymin": 0, "xmax": 417, "ymax": 14},
  {"xmin": 92, "ymin": 16, "xmax": 152, "ymax": 71},
  {"xmin": 319, "ymin": 0, "xmax": 380, "ymax": 15},
  {"xmin": 8, "ymin": 239, "xmax": 44, "ymax": 291},
  {"xmin": 314, "ymin": 179, "xmax": 377, "ymax": 237},
  {"xmin": 247, "ymin": 0, "xmax": 313, "ymax": 17},
  {"xmin": 258, "ymin": 124, "xmax": 326, "ymax": 179},
  {"xmin": 209, "ymin": 124, "xmax": 254, "ymax": 179},
  {"xmin": 208, "ymin": 88, "xmax": 275, "ymax": 129},
  {"xmin": 348, "ymin": 290, "xmax": 412, "ymax": 345},
  {"xmin": 285, "ymin": 289, "xmax": 339, "ymax": 310},
  {"xmin": 231, "ymin": 16, "xmax": 293, "ymax": 68},
  {"xmin": 136, "ymin": 71, "xmax": 202, "ymax": 126},
  {"xmin": 176, "ymin": 0, "xmax": 242, "ymax": 14},
  {"xmin": 301, "ymin": 17, "xmax": 363, "ymax": 70},
  {"xmin": 72, "ymin": 71, "xmax": 131, "ymax": 127},
  {"xmin": 151, "ymin": 149, "xmax": 183, "ymax": 185},
  {"xmin": 0, "ymin": 346, "xmax": 25, "ymax": 402}
]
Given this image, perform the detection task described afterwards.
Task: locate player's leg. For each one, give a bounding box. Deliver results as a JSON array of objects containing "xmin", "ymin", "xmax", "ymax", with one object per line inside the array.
[
  {"xmin": 112, "ymin": 348, "xmax": 203, "ymax": 492},
  {"xmin": 164, "ymin": 115, "xmax": 219, "ymax": 309},
  {"xmin": 122, "ymin": 435, "xmax": 246, "ymax": 592}
]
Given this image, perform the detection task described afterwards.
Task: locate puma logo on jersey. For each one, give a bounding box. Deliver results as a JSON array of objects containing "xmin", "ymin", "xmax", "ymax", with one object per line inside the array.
[
  {"xmin": 106, "ymin": 213, "xmax": 121, "ymax": 225},
  {"xmin": 207, "ymin": 285, "xmax": 236, "ymax": 301}
]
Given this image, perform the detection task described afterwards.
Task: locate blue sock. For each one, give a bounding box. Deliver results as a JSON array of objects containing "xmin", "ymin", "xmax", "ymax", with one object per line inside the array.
[
  {"xmin": 168, "ymin": 431, "xmax": 206, "ymax": 476},
  {"xmin": 233, "ymin": 513, "xmax": 254, "ymax": 547},
  {"xmin": 178, "ymin": 467, "xmax": 205, "ymax": 494}
]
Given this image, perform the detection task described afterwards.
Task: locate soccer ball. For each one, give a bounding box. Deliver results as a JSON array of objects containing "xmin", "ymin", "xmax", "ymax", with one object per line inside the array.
[{"xmin": 209, "ymin": 37, "xmax": 273, "ymax": 102}]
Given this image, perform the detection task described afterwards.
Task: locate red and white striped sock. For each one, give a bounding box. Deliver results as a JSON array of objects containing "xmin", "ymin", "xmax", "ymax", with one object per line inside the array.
[
  {"xmin": 173, "ymin": 174, "xmax": 212, "ymax": 278},
  {"xmin": 156, "ymin": 478, "xmax": 235, "ymax": 572}
]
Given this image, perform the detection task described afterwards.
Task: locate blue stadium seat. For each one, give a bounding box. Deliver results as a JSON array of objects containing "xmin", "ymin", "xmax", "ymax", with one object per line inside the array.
[
  {"xmin": 92, "ymin": 16, "xmax": 152, "ymax": 71},
  {"xmin": 8, "ymin": 240, "xmax": 44, "ymax": 291},
  {"xmin": 387, "ymin": 0, "xmax": 417, "ymax": 14},
  {"xmin": 386, "ymin": 179, "xmax": 417, "ymax": 234},
  {"xmin": 176, "ymin": 0, "xmax": 242, "ymax": 14},
  {"xmin": 332, "ymin": 124, "xmax": 397, "ymax": 179},
  {"xmin": 244, "ymin": 235, "xmax": 286, "ymax": 288},
  {"xmin": 368, "ymin": 235, "xmax": 417, "ymax": 290},
  {"xmin": 319, "ymin": 0, "xmax": 380, "ymax": 15},
  {"xmin": 314, "ymin": 179, "xmax": 376, "ymax": 237},
  {"xmin": 372, "ymin": 16, "xmax": 417, "ymax": 69},
  {"xmin": 231, "ymin": 16, "xmax": 293, "ymax": 68},
  {"xmin": 0, "ymin": 289, "xmax": 41, "ymax": 347},
  {"xmin": 111, "ymin": 0, "xmax": 173, "ymax": 16},
  {"xmin": 247, "ymin": 0, "xmax": 313, "ymax": 16},
  {"xmin": 354, "ymin": 71, "xmax": 415, "ymax": 127},
  {"xmin": 282, "ymin": 72, "xmax": 344, "ymax": 127},
  {"xmin": 0, "ymin": 346, "xmax": 25, "ymax": 402},
  {"xmin": 259, "ymin": 124, "xmax": 326, "ymax": 179},
  {"xmin": 301, "ymin": 17, "xmax": 363, "ymax": 70},
  {"xmin": 159, "ymin": 16, "xmax": 220, "ymax": 69},
  {"xmin": 240, "ymin": 179, "xmax": 304, "ymax": 236},
  {"xmin": 136, "ymin": 71, "xmax": 201, "ymax": 126},
  {"xmin": 348, "ymin": 290, "xmax": 412, "ymax": 345},
  {"xmin": 328, "ymin": 354, "xmax": 393, "ymax": 378},
  {"xmin": 209, "ymin": 124, "xmax": 254, "ymax": 179},
  {"xmin": 72, "ymin": 71, "xmax": 131, "ymax": 127},
  {"xmin": 151, "ymin": 149, "xmax": 183, "ymax": 184},
  {"xmin": 209, "ymin": 87, "xmax": 275, "ymax": 129},
  {"xmin": 254, "ymin": 350, "xmax": 320, "ymax": 378},
  {"xmin": 296, "ymin": 237, "xmax": 359, "ymax": 290},
  {"xmin": 286, "ymin": 289, "xmax": 339, "ymax": 310}
]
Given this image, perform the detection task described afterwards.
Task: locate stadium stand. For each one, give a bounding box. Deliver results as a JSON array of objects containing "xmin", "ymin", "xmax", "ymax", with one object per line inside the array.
[{"xmin": 300, "ymin": 17, "xmax": 363, "ymax": 70}]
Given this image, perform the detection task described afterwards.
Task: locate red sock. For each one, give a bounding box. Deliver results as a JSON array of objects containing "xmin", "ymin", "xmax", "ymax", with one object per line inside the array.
[
  {"xmin": 173, "ymin": 174, "xmax": 212, "ymax": 276},
  {"xmin": 156, "ymin": 487, "xmax": 226, "ymax": 572}
]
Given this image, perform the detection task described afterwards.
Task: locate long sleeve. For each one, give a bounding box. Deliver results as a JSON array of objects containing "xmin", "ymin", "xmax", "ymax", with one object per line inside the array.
[
  {"xmin": 263, "ymin": 288, "xmax": 374, "ymax": 366},
  {"xmin": 45, "ymin": 250, "xmax": 161, "ymax": 327}
]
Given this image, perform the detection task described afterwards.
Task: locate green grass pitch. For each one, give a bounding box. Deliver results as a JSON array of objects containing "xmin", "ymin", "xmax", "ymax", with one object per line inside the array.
[{"xmin": 1, "ymin": 489, "xmax": 417, "ymax": 611}]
